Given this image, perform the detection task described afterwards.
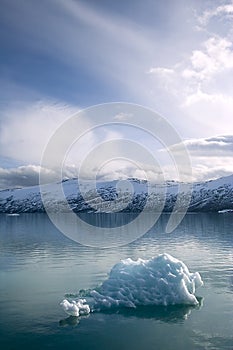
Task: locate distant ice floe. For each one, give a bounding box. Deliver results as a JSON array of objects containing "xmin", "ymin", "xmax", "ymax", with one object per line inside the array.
[
  {"xmin": 60, "ymin": 253, "xmax": 203, "ymax": 317},
  {"xmin": 6, "ymin": 213, "xmax": 20, "ymax": 216},
  {"xmin": 218, "ymin": 209, "xmax": 233, "ymax": 213}
]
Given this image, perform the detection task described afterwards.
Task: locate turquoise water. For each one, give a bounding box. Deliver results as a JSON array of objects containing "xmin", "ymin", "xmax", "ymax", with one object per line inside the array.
[{"xmin": 0, "ymin": 213, "xmax": 232, "ymax": 349}]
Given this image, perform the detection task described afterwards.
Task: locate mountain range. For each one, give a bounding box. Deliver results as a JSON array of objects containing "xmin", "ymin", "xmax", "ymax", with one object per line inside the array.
[{"xmin": 0, "ymin": 174, "xmax": 233, "ymax": 214}]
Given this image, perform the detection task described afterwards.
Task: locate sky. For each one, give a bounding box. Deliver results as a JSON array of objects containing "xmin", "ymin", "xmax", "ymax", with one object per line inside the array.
[{"xmin": 0, "ymin": 0, "xmax": 233, "ymax": 189}]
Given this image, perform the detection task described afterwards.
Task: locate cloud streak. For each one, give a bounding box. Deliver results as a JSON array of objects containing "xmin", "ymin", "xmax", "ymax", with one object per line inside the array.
[{"xmin": 172, "ymin": 135, "xmax": 233, "ymax": 156}]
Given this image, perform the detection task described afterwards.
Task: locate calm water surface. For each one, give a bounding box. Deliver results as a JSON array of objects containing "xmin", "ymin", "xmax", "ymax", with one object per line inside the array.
[{"xmin": 0, "ymin": 213, "xmax": 232, "ymax": 350}]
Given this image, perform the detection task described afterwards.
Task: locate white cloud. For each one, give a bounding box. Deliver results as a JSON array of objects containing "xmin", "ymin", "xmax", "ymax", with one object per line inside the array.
[
  {"xmin": 91, "ymin": 160, "xmax": 150, "ymax": 181},
  {"xmin": 113, "ymin": 113, "xmax": 133, "ymax": 121},
  {"xmin": 182, "ymin": 37, "xmax": 233, "ymax": 83},
  {"xmin": 172, "ymin": 135, "xmax": 233, "ymax": 155},
  {"xmin": 183, "ymin": 88, "xmax": 233, "ymax": 106},
  {"xmin": 198, "ymin": 2, "xmax": 233, "ymax": 26},
  {"xmin": 147, "ymin": 66, "xmax": 179, "ymax": 97},
  {"xmin": 168, "ymin": 135, "xmax": 233, "ymax": 181},
  {"xmin": 181, "ymin": 90, "xmax": 233, "ymax": 137},
  {"xmin": 0, "ymin": 100, "xmax": 78, "ymax": 164},
  {"xmin": 149, "ymin": 67, "xmax": 175, "ymax": 75},
  {"xmin": 151, "ymin": 36, "xmax": 233, "ymax": 93},
  {"xmin": 191, "ymin": 161, "xmax": 233, "ymax": 182},
  {"xmin": 148, "ymin": 33, "xmax": 233, "ymax": 135},
  {"xmin": 1, "ymin": 133, "xmax": 232, "ymax": 189},
  {"xmin": 146, "ymin": 1, "xmax": 233, "ymax": 140}
]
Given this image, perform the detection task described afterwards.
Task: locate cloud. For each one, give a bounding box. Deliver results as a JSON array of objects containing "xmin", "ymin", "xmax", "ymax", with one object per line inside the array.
[
  {"xmin": 180, "ymin": 90, "xmax": 233, "ymax": 137},
  {"xmin": 90, "ymin": 159, "xmax": 160, "ymax": 182},
  {"xmin": 149, "ymin": 67, "xmax": 175, "ymax": 75},
  {"xmin": 181, "ymin": 37, "xmax": 233, "ymax": 83},
  {"xmin": 167, "ymin": 135, "xmax": 233, "ymax": 181},
  {"xmin": 113, "ymin": 113, "xmax": 133, "ymax": 121},
  {"xmin": 0, "ymin": 165, "xmax": 58, "ymax": 189},
  {"xmin": 148, "ymin": 67, "xmax": 177, "ymax": 93},
  {"xmin": 149, "ymin": 36, "xmax": 233, "ymax": 97},
  {"xmin": 147, "ymin": 2, "xmax": 233, "ymax": 136},
  {"xmin": 191, "ymin": 163, "xmax": 233, "ymax": 182},
  {"xmin": 172, "ymin": 135, "xmax": 233, "ymax": 156},
  {"xmin": 0, "ymin": 100, "xmax": 78, "ymax": 164},
  {"xmin": 198, "ymin": 2, "xmax": 233, "ymax": 26},
  {"xmin": 1, "ymin": 1, "xmax": 233, "ymax": 187},
  {"xmin": 181, "ymin": 35, "xmax": 233, "ymax": 134},
  {"xmin": 1, "ymin": 134, "xmax": 232, "ymax": 189}
]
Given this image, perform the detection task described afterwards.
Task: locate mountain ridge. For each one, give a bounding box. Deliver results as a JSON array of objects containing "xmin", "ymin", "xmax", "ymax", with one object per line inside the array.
[{"xmin": 0, "ymin": 174, "xmax": 233, "ymax": 213}]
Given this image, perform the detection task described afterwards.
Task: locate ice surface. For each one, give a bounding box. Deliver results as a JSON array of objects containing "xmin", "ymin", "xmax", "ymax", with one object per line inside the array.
[
  {"xmin": 60, "ymin": 254, "xmax": 203, "ymax": 316},
  {"xmin": 60, "ymin": 299, "xmax": 90, "ymax": 317}
]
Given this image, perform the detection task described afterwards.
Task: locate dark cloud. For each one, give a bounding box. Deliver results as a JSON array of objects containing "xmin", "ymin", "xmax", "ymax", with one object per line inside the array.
[
  {"xmin": 186, "ymin": 135, "xmax": 233, "ymax": 156},
  {"xmin": 0, "ymin": 165, "xmax": 57, "ymax": 189},
  {"xmin": 170, "ymin": 135, "xmax": 233, "ymax": 157}
]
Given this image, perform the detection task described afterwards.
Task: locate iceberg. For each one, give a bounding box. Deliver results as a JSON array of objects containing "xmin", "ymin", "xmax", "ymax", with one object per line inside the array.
[{"xmin": 60, "ymin": 253, "xmax": 203, "ymax": 317}]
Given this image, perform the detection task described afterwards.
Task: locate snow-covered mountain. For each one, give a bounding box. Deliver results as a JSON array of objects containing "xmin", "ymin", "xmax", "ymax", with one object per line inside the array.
[{"xmin": 0, "ymin": 175, "xmax": 233, "ymax": 213}]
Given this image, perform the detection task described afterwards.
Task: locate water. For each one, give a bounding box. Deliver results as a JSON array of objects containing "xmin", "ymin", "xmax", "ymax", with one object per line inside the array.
[{"xmin": 0, "ymin": 213, "xmax": 232, "ymax": 350}]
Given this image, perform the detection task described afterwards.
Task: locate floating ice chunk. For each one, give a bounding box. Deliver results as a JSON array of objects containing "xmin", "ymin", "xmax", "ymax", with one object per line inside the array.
[
  {"xmin": 60, "ymin": 299, "xmax": 90, "ymax": 317},
  {"xmin": 91, "ymin": 253, "xmax": 203, "ymax": 308},
  {"xmin": 60, "ymin": 254, "xmax": 203, "ymax": 317},
  {"xmin": 218, "ymin": 209, "xmax": 233, "ymax": 213}
]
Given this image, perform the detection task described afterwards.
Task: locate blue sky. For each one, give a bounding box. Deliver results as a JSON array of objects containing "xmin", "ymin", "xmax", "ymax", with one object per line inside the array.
[{"xmin": 0, "ymin": 0, "xmax": 233, "ymax": 188}]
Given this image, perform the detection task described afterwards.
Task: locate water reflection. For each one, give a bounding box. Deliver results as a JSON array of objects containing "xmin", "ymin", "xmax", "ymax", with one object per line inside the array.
[
  {"xmin": 101, "ymin": 298, "xmax": 203, "ymax": 322},
  {"xmin": 59, "ymin": 315, "xmax": 80, "ymax": 327},
  {"xmin": 59, "ymin": 314, "xmax": 90, "ymax": 327},
  {"xmin": 59, "ymin": 297, "xmax": 204, "ymax": 327}
]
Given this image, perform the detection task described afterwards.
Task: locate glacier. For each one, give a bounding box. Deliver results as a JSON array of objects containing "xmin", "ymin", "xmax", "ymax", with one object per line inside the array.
[{"xmin": 60, "ymin": 254, "xmax": 203, "ymax": 317}]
